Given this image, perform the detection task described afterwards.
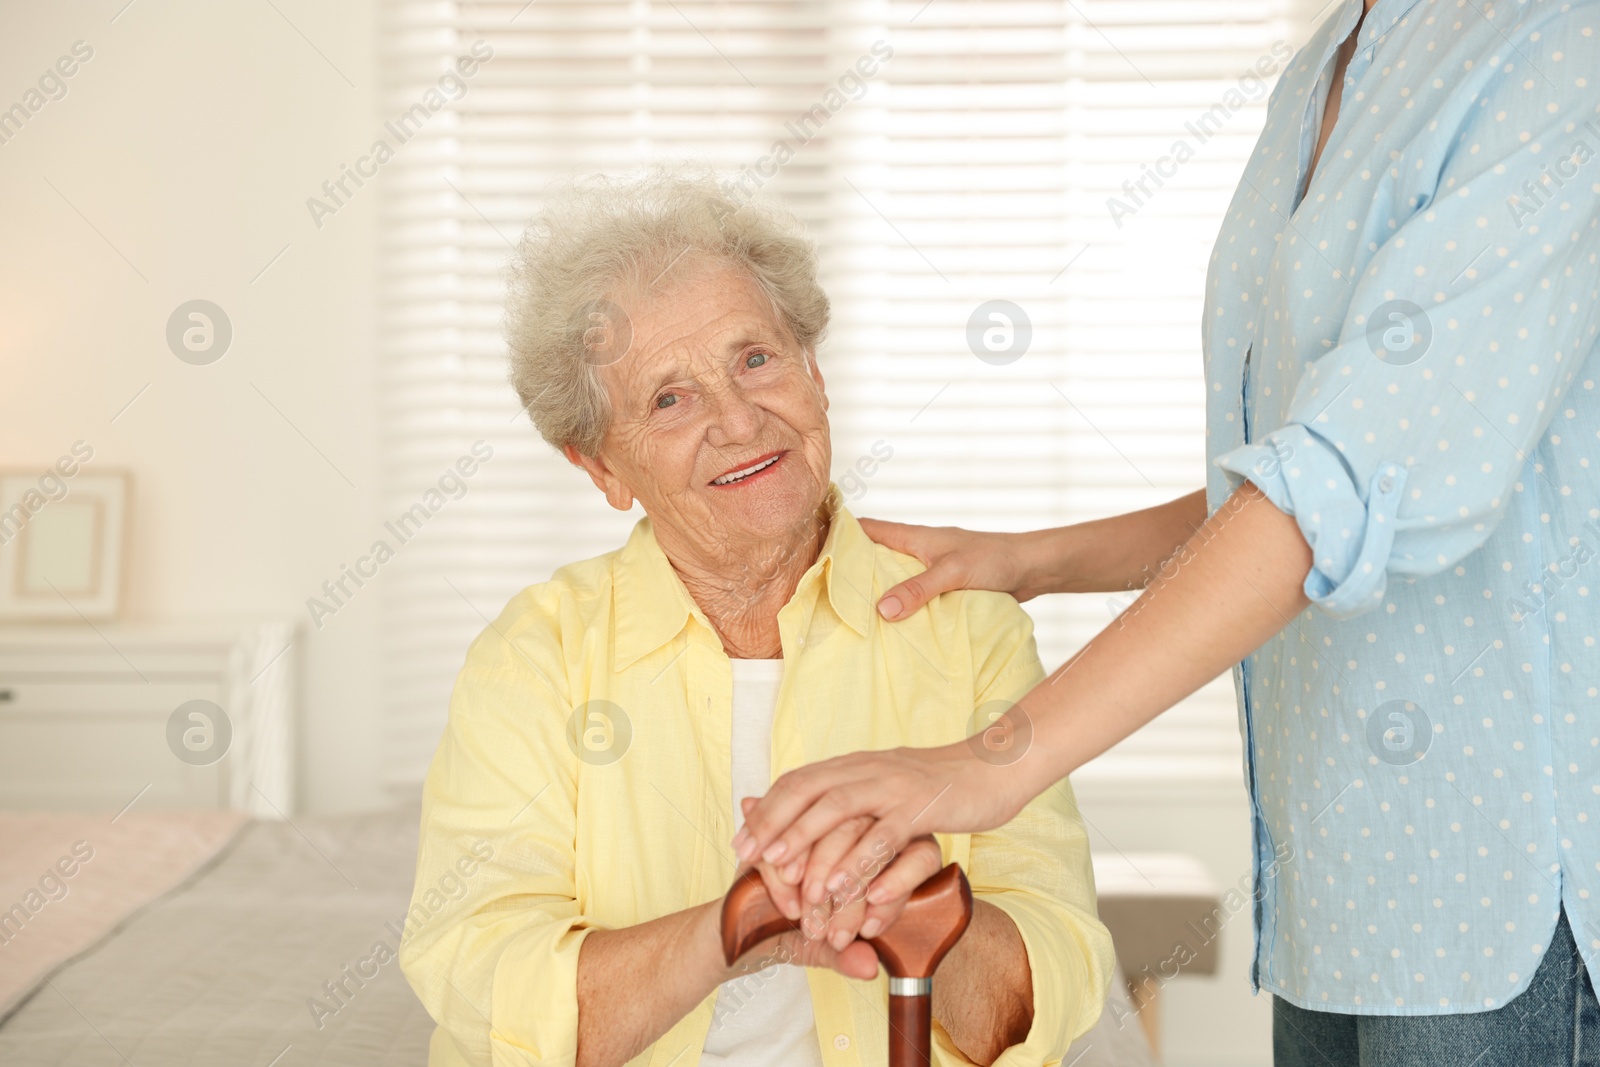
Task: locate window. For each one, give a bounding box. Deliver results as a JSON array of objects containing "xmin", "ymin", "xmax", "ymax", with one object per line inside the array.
[{"xmin": 379, "ymin": 0, "xmax": 1313, "ymax": 793}]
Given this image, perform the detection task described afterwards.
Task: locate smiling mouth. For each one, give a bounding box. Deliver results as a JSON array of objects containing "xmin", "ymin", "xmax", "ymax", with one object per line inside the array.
[{"xmin": 711, "ymin": 452, "xmax": 784, "ymax": 486}]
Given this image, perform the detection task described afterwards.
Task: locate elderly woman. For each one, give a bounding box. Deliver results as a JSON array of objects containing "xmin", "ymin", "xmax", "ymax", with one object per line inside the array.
[{"xmin": 398, "ymin": 173, "xmax": 1113, "ymax": 1067}]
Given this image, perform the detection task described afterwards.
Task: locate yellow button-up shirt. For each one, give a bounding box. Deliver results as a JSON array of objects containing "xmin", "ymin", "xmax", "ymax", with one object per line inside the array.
[{"xmin": 400, "ymin": 490, "xmax": 1113, "ymax": 1067}]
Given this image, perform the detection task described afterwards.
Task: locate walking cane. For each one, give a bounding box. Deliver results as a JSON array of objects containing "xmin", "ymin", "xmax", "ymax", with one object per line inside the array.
[{"xmin": 720, "ymin": 863, "xmax": 973, "ymax": 1066}]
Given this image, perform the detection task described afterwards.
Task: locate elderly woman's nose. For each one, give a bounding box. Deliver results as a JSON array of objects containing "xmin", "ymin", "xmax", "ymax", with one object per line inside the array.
[{"xmin": 702, "ymin": 377, "xmax": 763, "ymax": 439}]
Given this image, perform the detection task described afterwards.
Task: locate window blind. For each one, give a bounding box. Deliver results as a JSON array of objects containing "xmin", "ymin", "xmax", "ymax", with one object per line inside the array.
[{"xmin": 378, "ymin": 0, "xmax": 1314, "ymax": 794}]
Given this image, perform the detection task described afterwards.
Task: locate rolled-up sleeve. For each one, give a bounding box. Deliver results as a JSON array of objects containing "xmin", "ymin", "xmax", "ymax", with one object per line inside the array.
[
  {"xmin": 949, "ymin": 591, "xmax": 1116, "ymax": 1064},
  {"xmin": 1216, "ymin": 29, "xmax": 1600, "ymax": 619},
  {"xmin": 398, "ymin": 608, "xmax": 589, "ymax": 1067}
]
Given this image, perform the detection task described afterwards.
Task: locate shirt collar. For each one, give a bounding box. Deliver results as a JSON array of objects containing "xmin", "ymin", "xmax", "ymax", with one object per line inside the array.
[
  {"xmin": 611, "ymin": 484, "xmax": 877, "ymax": 671},
  {"xmin": 1321, "ymin": 0, "xmax": 1424, "ymax": 58},
  {"xmin": 1305, "ymin": 0, "xmax": 1422, "ymax": 78},
  {"xmin": 1359, "ymin": 0, "xmax": 1425, "ymax": 50}
]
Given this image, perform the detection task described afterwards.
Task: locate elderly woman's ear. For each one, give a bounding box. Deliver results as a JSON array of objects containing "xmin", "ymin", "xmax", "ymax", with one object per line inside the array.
[
  {"xmin": 563, "ymin": 445, "xmax": 635, "ymax": 512},
  {"xmin": 807, "ymin": 349, "xmax": 828, "ymax": 410}
]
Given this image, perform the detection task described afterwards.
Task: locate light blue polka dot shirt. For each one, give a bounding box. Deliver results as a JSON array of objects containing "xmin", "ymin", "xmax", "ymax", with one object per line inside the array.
[{"xmin": 1203, "ymin": 0, "xmax": 1600, "ymax": 1014}]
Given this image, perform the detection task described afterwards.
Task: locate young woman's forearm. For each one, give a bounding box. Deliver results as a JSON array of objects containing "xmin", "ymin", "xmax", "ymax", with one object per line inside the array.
[
  {"xmin": 1013, "ymin": 482, "xmax": 1310, "ymax": 795},
  {"xmin": 736, "ymin": 483, "xmax": 1311, "ymax": 960},
  {"xmin": 860, "ymin": 488, "xmax": 1207, "ymax": 620},
  {"xmin": 932, "ymin": 900, "xmax": 1033, "ymax": 1065},
  {"xmin": 1017, "ymin": 488, "xmax": 1208, "ymax": 598}
]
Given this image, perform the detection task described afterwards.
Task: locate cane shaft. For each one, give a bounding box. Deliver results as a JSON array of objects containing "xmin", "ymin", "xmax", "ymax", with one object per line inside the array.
[{"xmin": 887, "ymin": 992, "xmax": 934, "ymax": 1067}]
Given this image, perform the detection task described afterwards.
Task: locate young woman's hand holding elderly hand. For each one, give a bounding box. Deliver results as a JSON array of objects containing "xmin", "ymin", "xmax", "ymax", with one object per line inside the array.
[
  {"xmin": 736, "ymin": 746, "xmax": 1033, "ymax": 948},
  {"xmin": 735, "ymin": 820, "xmax": 948, "ymax": 959}
]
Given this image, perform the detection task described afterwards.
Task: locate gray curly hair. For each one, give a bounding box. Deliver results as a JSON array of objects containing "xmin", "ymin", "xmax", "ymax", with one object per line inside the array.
[{"xmin": 505, "ymin": 168, "xmax": 831, "ymax": 455}]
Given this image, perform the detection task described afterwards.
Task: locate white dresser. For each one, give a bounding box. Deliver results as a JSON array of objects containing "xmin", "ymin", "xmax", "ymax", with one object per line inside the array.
[{"xmin": 0, "ymin": 622, "xmax": 297, "ymax": 817}]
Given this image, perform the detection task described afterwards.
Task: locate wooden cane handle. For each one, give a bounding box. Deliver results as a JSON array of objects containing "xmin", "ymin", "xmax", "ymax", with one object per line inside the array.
[
  {"xmin": 720, "ymin": 862, "xmax": 973, "ymax": 977},
  {"xmin": 720, "ymin": 867, "xmax": 801, "ymax": 965},
  {"xmin": 868, "ymin": 863, "xmax": 973, "ymax": 978}
]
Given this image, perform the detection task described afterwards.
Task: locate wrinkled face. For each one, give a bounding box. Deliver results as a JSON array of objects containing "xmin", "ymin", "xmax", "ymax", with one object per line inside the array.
[{"xmin": 568, "ymin": 260, "xmax": 833, "ymax": 561}]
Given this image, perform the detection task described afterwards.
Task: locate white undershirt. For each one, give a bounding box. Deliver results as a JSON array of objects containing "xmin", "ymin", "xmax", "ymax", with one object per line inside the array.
[{"xmin": 700, "ymin": 659, "xmax": 825, "ymax": 1067}]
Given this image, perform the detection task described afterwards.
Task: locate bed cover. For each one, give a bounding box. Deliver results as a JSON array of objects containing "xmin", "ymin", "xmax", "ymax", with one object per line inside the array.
[{"xmin": 0, "ymin": 807, "xmax": 1152, "ymax": 1066}]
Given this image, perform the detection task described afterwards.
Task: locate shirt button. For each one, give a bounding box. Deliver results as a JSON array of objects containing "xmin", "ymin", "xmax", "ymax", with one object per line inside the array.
[
  {"xmin": 833, "ymin": 1034, "xmax": 850, "ymax": 1050},
  {"xmin": 1379, "ymin": 475, "xmax": 1394, "ymax": 492}
]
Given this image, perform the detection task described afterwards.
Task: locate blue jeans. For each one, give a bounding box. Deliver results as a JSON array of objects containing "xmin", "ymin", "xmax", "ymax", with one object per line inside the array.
[{"xmin": 1274, "ymin": 910, "xmax": 1600, "ymax": 1066}]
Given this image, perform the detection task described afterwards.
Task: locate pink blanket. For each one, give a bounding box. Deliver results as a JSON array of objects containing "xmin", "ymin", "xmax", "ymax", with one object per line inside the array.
[{"xmin": 0, "ymin": 809, "xmax": 248, "ymax": 1018}]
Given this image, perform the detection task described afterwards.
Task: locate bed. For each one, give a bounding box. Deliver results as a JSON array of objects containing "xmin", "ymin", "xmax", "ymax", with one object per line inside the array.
[
  {"xmin": 0, "ymin": 808, "xmax": 432, "ymax": 1065},
  {"xmin": 0, "ymin": 806, "xmax": 1157, "ymax": 1067}
]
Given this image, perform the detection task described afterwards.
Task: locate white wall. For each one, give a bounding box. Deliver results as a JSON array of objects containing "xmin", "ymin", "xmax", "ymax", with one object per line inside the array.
[{"xmin": 0, "ymin": 0, "xmax": 385, "ymax": 814}]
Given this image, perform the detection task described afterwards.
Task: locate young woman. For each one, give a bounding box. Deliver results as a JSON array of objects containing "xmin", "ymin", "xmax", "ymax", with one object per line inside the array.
[{"xmin": 735, "ymin": 1, "xmax": 1600, "ymax": 1062}]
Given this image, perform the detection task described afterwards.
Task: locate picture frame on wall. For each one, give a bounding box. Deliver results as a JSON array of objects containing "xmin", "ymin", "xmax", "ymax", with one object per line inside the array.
[{"xmin": 0, "ymin": 469, "xmax": 130, "ymax": 621}]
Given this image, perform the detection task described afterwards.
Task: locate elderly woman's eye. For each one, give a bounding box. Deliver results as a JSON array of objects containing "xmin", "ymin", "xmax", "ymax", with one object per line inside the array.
[
  {"xmin": 655, "ymin": 393, "xmax": 678, "ymax": 410},
  {"xmin": 745, "ymin": 351, "xmax": 769, "ymax": 369}
]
